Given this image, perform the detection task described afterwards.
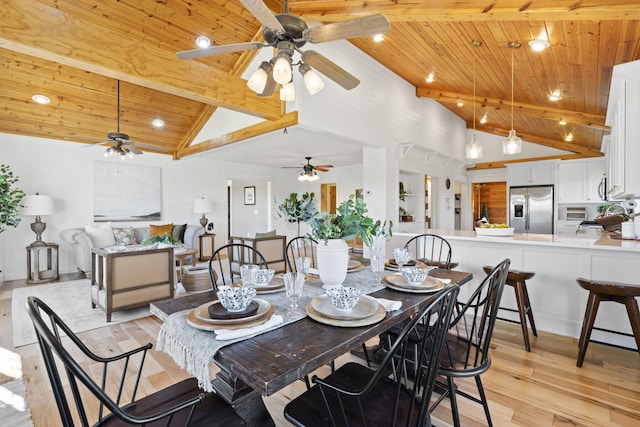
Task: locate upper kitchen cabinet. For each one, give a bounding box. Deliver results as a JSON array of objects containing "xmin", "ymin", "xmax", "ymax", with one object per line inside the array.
[
  {"xmin": 557, "ymin": 159, "xmax": 605, "ymax": 204},
  {"xmin": 605, "ymin": 60, "xmax": 640, "ymax": 200},
  {"xmin": 506, "ymin": 161, "xmax": 557, "ymax": 187}
]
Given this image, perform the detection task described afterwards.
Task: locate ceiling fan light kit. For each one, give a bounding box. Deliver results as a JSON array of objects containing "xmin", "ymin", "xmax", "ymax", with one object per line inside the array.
[{"xmin": 503, "ymin": 41, "xmax": 522, "ymax": 155}]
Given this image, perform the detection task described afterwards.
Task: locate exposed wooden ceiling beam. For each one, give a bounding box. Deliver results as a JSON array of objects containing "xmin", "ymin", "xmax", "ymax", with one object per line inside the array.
[
  {"xmin": 469, "ymin": 152, "xmax": 603, "ymax": 170},
  {"xmin": 0, "ymin": 0, "xmax": 282, "ymax": 120},
  {"xmin": 180, "ymin": 112, "xmax": 299, "ymax": 157},
  {"xmin": 418, "ymin": 88, "xmax": 607, "ymax": 130},
  {"xmin": 290, "ymin": 1, "xmax": 640, "ymax": 22}
]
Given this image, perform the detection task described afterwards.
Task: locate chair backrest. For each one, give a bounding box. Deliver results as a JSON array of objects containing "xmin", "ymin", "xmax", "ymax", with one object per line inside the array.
[
  {"xmin": 404, "ymin": 233, "xmax": 453, "ymax": 269},
  {"xmin": 209, "ymin": 243, "xmax": 268, "ymax": 289},
  {"xmin": 285, "ymin": 236, "xmax": 318, "ymax": 272},
  {"xmin": 441, "ymin": 258, "xmax": 510, "ymax": 372},
  {"xmin": 26, "ymin": 296, "xmax": 152, "ymax": 427},
  {"xmin": 316, "ymin": 284, "xmax": 460, "ymax": 426}
]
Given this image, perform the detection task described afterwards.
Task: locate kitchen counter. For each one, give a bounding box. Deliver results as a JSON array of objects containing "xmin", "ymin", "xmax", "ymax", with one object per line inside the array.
[{"xmin": 384, "ymin": 228, "xmax": 640, "ymax": 350}]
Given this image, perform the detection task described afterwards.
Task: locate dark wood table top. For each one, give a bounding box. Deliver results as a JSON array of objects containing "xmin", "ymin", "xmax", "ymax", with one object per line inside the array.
[{"xmin": 152, "ymin": 269, "xmax": 472, "ymax": 396}]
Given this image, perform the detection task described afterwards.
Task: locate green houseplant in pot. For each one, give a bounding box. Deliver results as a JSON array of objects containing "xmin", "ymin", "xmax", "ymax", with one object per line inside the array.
[
  {"xmin": 0, "ymin": 164, "xmax": 26, "ymax": 286},
  {"xmin": 307, "ymin": 195, "xmax": 391, "ymax": 287},
  {"xmin": 276, "ymin": 192, "xmax": 318, "ymax": 236}
]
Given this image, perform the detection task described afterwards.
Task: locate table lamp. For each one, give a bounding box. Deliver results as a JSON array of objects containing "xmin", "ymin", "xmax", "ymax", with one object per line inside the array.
[
  {"xmin": 21, "ymin": 193, "xmax": 55, "ymax": 246},
  {"xmin": 193, "ymin": 197, "xmax": 213, "ymax": 232}
]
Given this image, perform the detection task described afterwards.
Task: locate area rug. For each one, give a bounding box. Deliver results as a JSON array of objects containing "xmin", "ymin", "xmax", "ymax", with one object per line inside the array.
[
  {"xmin": 0, "ymin": 378, "xmax": 33, "ymax": 427},
  {"xmin": 12, "ymin": 280, "xmax": 150, "ymax": 348}
]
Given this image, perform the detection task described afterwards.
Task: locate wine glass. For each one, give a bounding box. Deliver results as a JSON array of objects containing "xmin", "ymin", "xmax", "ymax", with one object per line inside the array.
[
  {"xmin": 240, "ymin": 264, "xmax": 258, "ymax": 287},
  {"xmin": 392, "ymin": 248, "xmax": 412, "ymax": 272},
  {"xmin": 283, "ymin": 272, "xmax": 305, "ymax": 314},
  {"xmin": 295, "ymin": 257, "xmax": 311, "ymax": 276},
  {"xmin": 370, "ymin": 246, "xmax": 385, "ymax": 284}
]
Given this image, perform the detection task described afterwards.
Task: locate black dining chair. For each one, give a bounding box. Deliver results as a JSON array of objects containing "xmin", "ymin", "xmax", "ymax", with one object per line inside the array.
[
  {"xmin": 285, "ymin": 236, "xmax": 318, "ymax": 272},
  {"xmin": 431, "ymin": 258, "xmax": 510, "ymax": 427},
  {"xmin": 26, "ymin": 296, "xmax": 246, "ymax": 427},
  {"xmin": 284, "ymin": 284, "xmax": 460, "ymax": 427},
  {"xmin": 208, "ymin": 243, "xmax": 268, "ymax": 290},
  {"xmin": 404, "ymin": 233, "xmax": 456, "ymax": 269}
]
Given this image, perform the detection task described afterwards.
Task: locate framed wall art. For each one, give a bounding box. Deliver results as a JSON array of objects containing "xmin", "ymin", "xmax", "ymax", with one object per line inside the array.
[{"xmin": 244, "ymin": 186, "xmax": 256, "ymax": 205}]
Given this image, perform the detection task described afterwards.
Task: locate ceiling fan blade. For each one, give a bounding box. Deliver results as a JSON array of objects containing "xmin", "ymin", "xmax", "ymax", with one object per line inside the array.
[
  {"xmin": 124, "ymin": 140, "xmax": 168, "ymax": 152},
  {"xmin": 314, "ymin": 167, "xmax": 330, "ymax": 172},
  {"xmin": 302, "ymin": 51, "xmax": 360, "ymax": 90},
  {"xmin": 177, "ymin": 42, "xmax": 266, "ymax": 59},
  {"xmin": 314, "ymin": 164, "xmax": 334, "ymax": 169},
  {"xmin": 302, "ymin": 14, "xmax": 390, "ymax": 44},
  {"xmin": 239, "ymin": 0, "xmax": 285, "ymax": 34},
  {"xmin": 126, "ymin": 145, "xmax": 143, "ymax": 155},
  {"xmin": 257, "ymin": 72, "xmax": 277, "ymax": 96},
  {"xmin": 83, "ymin": 140, "xmax": 110, "ymax": 147}
]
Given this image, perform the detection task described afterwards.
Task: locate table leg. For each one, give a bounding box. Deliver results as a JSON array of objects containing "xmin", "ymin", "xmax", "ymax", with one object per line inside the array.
[{"xmin": 211, "ymin": 367, "xmax": 275, "ymax": 427}]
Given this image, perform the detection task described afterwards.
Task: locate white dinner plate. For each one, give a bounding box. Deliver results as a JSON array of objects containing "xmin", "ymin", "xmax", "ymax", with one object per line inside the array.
[
  {"xmin": 383, "ymin": 274, "xmax": 445, "ymax": 294},
  {"xmin": 309, "ymin": 295, "xmax": 380, "ymax": 321}
]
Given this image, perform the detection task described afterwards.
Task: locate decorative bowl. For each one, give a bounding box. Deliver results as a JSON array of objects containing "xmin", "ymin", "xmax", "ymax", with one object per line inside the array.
[
  {"xmin": 254, "ymin": 268, "xmax": 275, "ymax": 286},
  {"xmin": 325, "ymin": 286, "xmax": 362, "ymax": 311},
  {"xmin": 216, "ymin": 286, "xmax": 257, "ymax": 312},
  {"xmin": 401, "ymin": 266, "xmax": 430, "ymax": 285}
]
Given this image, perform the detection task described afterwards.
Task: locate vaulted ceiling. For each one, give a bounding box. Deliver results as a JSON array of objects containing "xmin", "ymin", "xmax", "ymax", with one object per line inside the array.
[{"xmin": 1, "ymin": 1, "xmax": 639, "ymax": 168}]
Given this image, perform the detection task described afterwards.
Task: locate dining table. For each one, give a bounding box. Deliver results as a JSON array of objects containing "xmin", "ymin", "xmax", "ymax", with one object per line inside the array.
[{"xmin": 151, "ymin": 262, "xmax": 473, "ymax": 426}]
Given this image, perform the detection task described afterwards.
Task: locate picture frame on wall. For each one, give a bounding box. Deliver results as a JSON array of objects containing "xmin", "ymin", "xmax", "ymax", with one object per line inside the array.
[{"xmin": 244, "ymin": 186, "xmax": 256, "ymax": 205}]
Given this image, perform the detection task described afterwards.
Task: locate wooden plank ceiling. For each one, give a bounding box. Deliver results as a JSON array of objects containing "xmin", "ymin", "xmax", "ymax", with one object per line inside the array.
[{"xmin": 1, "ymin": 0, "xmax": 639, "ymax": 165}]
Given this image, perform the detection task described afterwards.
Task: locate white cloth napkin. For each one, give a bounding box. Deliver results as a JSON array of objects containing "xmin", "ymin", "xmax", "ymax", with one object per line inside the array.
[
  {"xmin": 439, "ymin": 278, "xmax": 452, "ymax": 284},
  {"xmin": 375, "ymin": 298, "xmax": 402, "ymax": 311},
  {"xmin": 214, "ymin": 315, "xmax": 284, "ymax": 341},
  {"xmin": 307, "ymin": 268, "xmax": 319, "ymax": 275}
]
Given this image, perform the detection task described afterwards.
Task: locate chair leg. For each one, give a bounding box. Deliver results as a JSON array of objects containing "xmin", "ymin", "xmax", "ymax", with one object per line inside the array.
[
  {"xmin": 447, "ymin": 376, "xmax": 461, "ymax": 427},
  {"xmin": 361, "ymin": 343, "xmax": 371, "ymax": 367},
  {"xmin": 521, "ymin": 282, "xmax": 537, "ymax": 336},
  {"xmin": 513, "ymin": 281, "xmax": 531, "ymax": 352},
  {"xmin": 577, "ymin": 292, "xmax": 601, "ymax": 367},
  {"xmin": 623, "ymin": 298, "xmax": 640, "ymax": 356},
  {"xmin": 475, "ymin": 375, "xmax": 493, "ymax": 427}
]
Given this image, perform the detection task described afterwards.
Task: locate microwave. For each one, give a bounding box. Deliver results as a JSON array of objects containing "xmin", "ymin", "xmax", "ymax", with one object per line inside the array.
[{"xmin": 565, "ymin": 207, "xmax": 588, "ymax": 221}]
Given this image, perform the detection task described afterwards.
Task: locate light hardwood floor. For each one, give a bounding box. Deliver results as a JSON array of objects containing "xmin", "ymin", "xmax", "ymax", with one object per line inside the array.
[{"xmin": 2, "ymin": 276, "xmax": 640, "ymax": 426}]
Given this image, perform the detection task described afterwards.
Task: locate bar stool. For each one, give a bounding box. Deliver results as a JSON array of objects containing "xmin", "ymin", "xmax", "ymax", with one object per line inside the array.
[
  {"xmin": 483, "ymin": 266, "xmax": 537, "ymax": 351},
  {"xmin": 575, "ymin": 278, "xmax": 640, "ymax": 367}
]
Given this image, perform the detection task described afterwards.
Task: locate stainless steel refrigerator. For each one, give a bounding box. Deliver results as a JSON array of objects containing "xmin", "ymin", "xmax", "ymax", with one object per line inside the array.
[{"xmin": 509, "ymin": 185, "xmax": 554, "ymax": 234}]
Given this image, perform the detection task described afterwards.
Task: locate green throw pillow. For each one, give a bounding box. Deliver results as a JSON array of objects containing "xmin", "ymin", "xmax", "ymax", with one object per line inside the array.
[
  {"xmin": 255, "ymin": 229, "xmax": 276, "ymax": 239},
  {"xmin": 172, "ymin": 223, "xmax": 187, "ymax": 243}
]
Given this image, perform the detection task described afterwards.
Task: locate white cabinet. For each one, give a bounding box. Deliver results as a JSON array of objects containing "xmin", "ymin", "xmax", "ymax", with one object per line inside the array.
[
  {"xmin": 507, "ymin": 161, "xmax": 557, "ymax": 187},
  {"xmin": 605, "ymin": 60, "xmax": 640, "ymax": 199},
  {"xmin": 557, "ymin": 159, "xmax": 605, "ymax": 203}
]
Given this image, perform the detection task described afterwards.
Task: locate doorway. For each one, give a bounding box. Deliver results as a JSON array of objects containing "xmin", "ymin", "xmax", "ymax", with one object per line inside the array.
[
  {"xmin": 473, "ymin": 182, "xmax": 507, "ymax": 225},
  {"xmin": 320, "ymin": 183, "xmax": 337, "ymax": 213}
]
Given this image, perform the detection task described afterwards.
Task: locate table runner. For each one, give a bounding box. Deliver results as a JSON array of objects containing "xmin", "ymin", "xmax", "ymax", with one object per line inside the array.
[{"xmin": 157, "ymin": 269, "xmax": 385, "ymax": 392}]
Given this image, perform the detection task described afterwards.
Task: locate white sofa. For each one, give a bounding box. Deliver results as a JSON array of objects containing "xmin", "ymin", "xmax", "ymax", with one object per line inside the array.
[{"xmin": 60, "ymin": 224, "xmax": 204, "ymax": 276}]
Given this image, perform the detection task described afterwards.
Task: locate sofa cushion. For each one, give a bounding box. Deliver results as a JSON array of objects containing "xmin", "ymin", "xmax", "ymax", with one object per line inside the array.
[
  {"xmin": 150, "ymin": 223, "xmax": 173, "ymax": 237},
  {"xmin": 255, "ymin": 229, "xmax": 277, "ymax": 239},
  {"xmin": 85, "ymin": 222, "xmax": 116, "ymax": 248},
  {"xmin": 112, "ymin": 227, "xmax": 137, "ymax": 245},
  {"xmin": 172, "ymin": 223, "xmax": 187, "ymax": 243}
]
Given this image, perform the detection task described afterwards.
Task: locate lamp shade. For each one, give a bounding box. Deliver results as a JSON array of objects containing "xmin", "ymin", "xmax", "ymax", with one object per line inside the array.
[
  {"xmin": 193, "ymin": 198, "xmax": 213, "ymax": 214},
  {"xmin": 21, "ymin": 194, "xmax": 54, "ymax": 216}
]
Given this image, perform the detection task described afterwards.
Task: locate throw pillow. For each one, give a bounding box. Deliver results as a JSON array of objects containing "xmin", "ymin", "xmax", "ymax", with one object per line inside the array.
[
  {"xmin": 150, "ymin": 223, "xmax": 173, "ymax": 238},
  {"xmin": 112, "ymin": 227, "xmax": 137, "ymax": 245},
  {"xmin": 172, "ymin": 223, "xmax": 187, "ymax": 244},
  {"xmin": 255, "ymin": 229, "xmax": 277, "ymax": 239},
  {"xmin": 85, "ymin": 222, "xmax": 117, "ymax": 248}
]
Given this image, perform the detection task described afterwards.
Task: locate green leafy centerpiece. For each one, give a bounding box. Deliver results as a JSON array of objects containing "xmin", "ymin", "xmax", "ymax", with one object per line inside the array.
[{"xmin": 276, "ymin": 192, "xmax": 318, "ymax": 236}]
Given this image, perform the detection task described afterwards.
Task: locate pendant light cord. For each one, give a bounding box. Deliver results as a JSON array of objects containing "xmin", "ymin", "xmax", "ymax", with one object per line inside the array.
[
  {"xmin": 117, "ymin": 80, "xmax": 121, "ymax": 133},
  {"xmin": 473, "ymin": 52, "xmax": 476, "ymax": 134},
  {"xmin": 510, "ymin": 47, "xmax": 514, "ymax": 130}
]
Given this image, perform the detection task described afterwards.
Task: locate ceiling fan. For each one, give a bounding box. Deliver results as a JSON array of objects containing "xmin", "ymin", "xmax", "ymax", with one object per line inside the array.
[
  {"xmin": 176, "ymin": 0, "xmax": 390, "ymax": 97},
  {"xmin": 283, "ymin": 156, "xmax": 333, "ymax": 181},
  {"xmin": 89, "ymin": 80, "xmax": 167, "ymax": 158}
]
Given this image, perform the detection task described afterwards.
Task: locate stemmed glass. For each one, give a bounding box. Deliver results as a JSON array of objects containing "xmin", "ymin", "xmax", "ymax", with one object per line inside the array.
[
  {"xmin": 370, "ymin": 246, "xmax": 385, "ymax": 284},
  {"xmin": 240, "ymin": 264, "xmax": 258, "ymax": 287},
  {"xmin": 283, "ymin": 272, "xmax": 305, "ymax": 314},
  {"xmin": 295, "ymin": 257, "xmax": 311, "ymax": 276},
  {"xmin": 392, "ymin": 248, "xmax": 412, "ymax": 272}
]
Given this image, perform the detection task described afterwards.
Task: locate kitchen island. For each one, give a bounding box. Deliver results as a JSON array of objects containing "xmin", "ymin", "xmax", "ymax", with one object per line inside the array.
[{"xmin": 386, "ymin": 229, "xmax": 640, "ymax": 350}]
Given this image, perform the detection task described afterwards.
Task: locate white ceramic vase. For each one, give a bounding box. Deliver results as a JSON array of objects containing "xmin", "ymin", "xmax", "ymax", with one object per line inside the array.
[
  {"xmin": 316, "ymin": 239, "xmax": 349, "ymax": 287},
  {"xmin": 634, "ymin": 216, "xmax": 640, "ymax": 239}
]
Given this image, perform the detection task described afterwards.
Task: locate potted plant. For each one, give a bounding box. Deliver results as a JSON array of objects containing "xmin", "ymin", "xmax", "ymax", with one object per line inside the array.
[
  {"xmin": 0, "ymin": 164, "xmax": 26, "ymax": 285},
  {"xmin": 276, "ymin": 192, "xmax": 318, "ymax": 236},
  {"xmin": 307, "ymin": 196, "xmax": 392, "ymax": 286}
]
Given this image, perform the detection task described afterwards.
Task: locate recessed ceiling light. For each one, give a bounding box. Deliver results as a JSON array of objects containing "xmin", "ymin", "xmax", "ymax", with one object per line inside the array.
[
  {"xmin": 152, "ymin": 118, "xmax": 165, "ymax": 128},
  {"xmin": 548, "ymin": 90, "xmax": 562, "ymax": 101},
  {"xmin": 457, "ymin": 101, "xmax": 464, "ymax": 107},
  {"xmin": 528, "ymin": 39, "xmax": 551, "ymax": 52},
  {"xmin": 480, "ymin": 113, "xmax": 488, "ymax": 124},
  {"xmin": 31, "ymin": 94, "xmax": 50, "ymax": 104},
  {"xmin": 196, "ymin": 36, "xmax": 211, "ymax": 49},
  {"xmin": 565, "ymin": 132, "xmax": 573, "ymax": 142},
  {"xmin": 425, "ymin": 72, "xmax": 435, "ymax": 83},
  {"xmin": 559, "ymin": 118, "xmax": 567, "ymax": 125},
  {"xmin": 373, "ymin": 34, "xmax": 384, "ymax": 42}
]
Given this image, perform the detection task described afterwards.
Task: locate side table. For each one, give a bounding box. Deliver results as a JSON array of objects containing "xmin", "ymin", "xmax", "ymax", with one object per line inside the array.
[
  {"xmin": 27, "ymin": 243, "xmax": 59, "ymax": 284},
  {"xmin": 199, "ymin": 233, "xmax": 215, "ymax": 261}
]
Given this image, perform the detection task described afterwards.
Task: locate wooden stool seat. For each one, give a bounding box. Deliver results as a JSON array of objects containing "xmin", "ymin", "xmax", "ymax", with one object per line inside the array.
[
  {"xmin": 483, "ymin": 266, "xmax": 537, "ymax": 351},
  {"xmin": 575, "ymin": 278, "xmax": 640, "ymax": 367}
]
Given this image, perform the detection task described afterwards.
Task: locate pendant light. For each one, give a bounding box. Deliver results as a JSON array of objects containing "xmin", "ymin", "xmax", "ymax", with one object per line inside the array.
[
  {"xmin": 466, "ymin": 40, "xmax": 483, "ymax": 160},
  {"xmin": 503, "ymin": 41, "xmax": 522, "ymax": 154}
]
